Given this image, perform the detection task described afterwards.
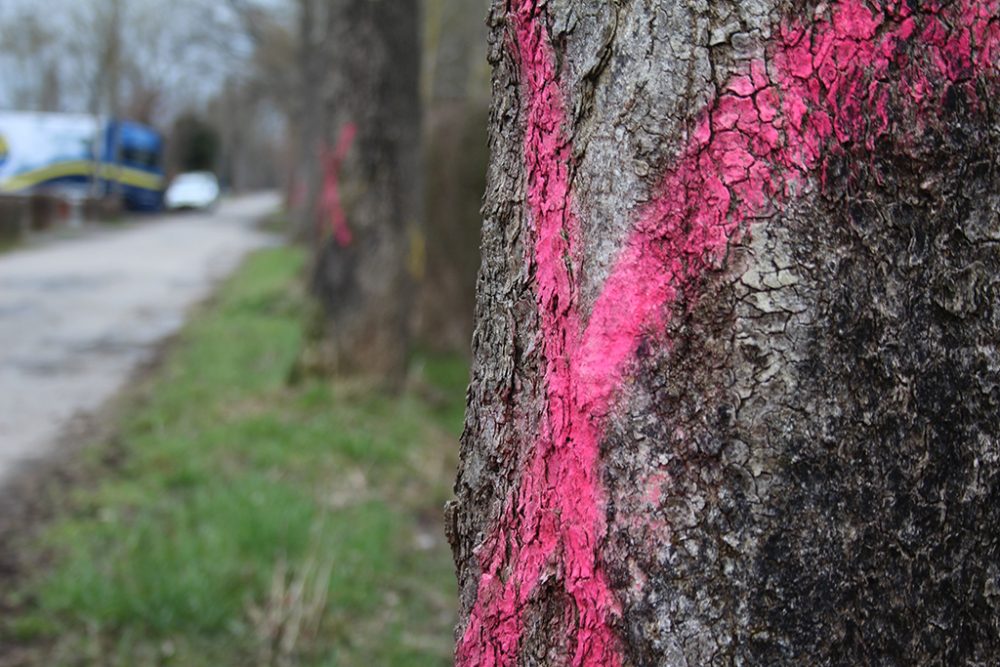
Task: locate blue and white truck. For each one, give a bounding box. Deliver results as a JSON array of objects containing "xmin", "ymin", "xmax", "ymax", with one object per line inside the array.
[{"xmin": 0, "ymin": 112, "xmax": 165, "ymax": 211}]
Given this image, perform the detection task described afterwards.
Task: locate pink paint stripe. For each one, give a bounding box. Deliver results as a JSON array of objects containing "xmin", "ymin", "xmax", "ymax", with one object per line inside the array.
[
  {"xmin": 320, "ymin": 123, "xmax": 358, "ymax": 247},
  {"xmin": 580, "ymin": 0, "xmax": 999, "ymax": 411},
  {"xmin": 459, "ymin": 2, "xmax": 999, "ymax": 665},
  {"xmin": 458, "ymin": 2, "xmax": 619, "ymax": 664}
]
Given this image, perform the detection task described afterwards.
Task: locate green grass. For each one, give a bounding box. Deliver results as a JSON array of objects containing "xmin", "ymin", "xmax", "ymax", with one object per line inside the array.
[{"xmin": 3, "ymin": 247, "xmax": 465, "ymax": 666}]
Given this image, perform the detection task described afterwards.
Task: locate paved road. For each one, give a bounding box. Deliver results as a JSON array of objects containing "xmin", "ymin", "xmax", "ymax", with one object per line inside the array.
[{"xmin": 0, "ymin": 193, "xmax": 278, "ymax": 484}]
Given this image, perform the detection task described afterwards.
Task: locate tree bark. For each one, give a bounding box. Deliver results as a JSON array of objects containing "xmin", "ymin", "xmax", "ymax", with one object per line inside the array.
[
  {"xmin": 450, "ymin": 1, "xmax": 1000, "ymax": 665},
  {"xmin": 307, "ymin": 0, "xmax": 422, "ymax": 383}
]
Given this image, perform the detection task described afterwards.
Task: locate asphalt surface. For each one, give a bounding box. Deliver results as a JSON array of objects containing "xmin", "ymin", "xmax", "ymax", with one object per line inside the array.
[{"xmin": 0, "ymin": 193, "xmax": 278, "ymax": 485}]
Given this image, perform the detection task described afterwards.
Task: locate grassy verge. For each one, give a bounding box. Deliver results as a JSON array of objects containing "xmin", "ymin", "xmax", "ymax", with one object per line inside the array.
[{"xmin": 1, "ymin": 247, "xmax": 464, "ymax": 666}]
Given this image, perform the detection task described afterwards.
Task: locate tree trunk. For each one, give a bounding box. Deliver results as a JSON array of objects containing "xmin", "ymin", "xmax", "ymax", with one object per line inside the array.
[
  {"xmin": 417, "ymin": 99, "xmax": 489, "ymax": 352},
  {"xmin": 413, "ymin": 0, "xmax": 492, "ymax": 353},
  {"xmin": 307, "ymin": 0, "xmax": 422, "ymax": 383},
  {"xmin": 449, "ymin": 1, "xmax": 1000, "ymax": 665},
  {"xmin": 289, "ymin": 0, "xmax": 326, "ymax": 243}
]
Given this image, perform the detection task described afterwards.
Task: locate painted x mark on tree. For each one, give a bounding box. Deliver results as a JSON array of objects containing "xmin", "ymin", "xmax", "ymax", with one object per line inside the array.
[{"xmin": 453, "ymin": 0, "xmax": 1000, "ymax": 664}]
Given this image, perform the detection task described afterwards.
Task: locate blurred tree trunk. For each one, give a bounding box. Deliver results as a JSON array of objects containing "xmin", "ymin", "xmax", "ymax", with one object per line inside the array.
[
  {"xmin": 415, "ymin": 0, "xmax": 491, "ymax": 353},
  {"xmin": 450, "ymin": 1, "xmax": 1000, "ymax": 665},
  {"xmin": 289, "ymin": 0, "xmax": 327, "ymax": 242},
  {"xmin": 417, "ymin": 101, "xmax": 488, "ymax": 352},
  {"xmin": 306, "ymin": 0, "xmax": 422, "ymax": 384}
]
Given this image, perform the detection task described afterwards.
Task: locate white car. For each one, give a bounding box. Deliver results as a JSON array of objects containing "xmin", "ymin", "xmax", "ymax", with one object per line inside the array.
[{"xmin": 164, "ymin": 172, "xmax": 220, "ymax": 211}]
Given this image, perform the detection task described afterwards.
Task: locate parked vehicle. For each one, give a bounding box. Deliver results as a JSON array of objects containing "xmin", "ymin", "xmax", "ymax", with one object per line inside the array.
[
  {"xmin": 164, "ymin": 172, "xmax": 220, "ymax": 211},
  {"xmin": 0, "ymin": 112, "xmax": 165, "ymax": 212}
]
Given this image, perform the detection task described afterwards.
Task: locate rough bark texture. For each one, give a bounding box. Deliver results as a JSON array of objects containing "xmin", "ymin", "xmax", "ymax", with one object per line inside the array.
[
  {"xmin": 308, "ymin": 0, "xmax": 422, "ymax": 382},
  {"xmin": 450, "ymin": 1, "xmax": 1000, "ymax": 665}
]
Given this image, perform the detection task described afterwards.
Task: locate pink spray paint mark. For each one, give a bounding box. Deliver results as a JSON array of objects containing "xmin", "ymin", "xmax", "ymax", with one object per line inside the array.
[
  {"xmin": 320, "ymin": 122, "xmax": 358, "ymax": 247},
  {"xmin": 457, "ymin": 2, "xmax": 1000, "ymax": 665}
]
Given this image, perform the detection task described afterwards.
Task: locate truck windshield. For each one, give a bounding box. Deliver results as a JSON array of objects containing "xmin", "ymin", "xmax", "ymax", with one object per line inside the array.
[{"xmin": 121, "ymin": 146, "xmax": 160, "ymax": 169}]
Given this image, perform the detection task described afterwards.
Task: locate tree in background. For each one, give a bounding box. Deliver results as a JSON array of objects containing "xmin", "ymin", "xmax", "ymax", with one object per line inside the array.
[
  {"xmin": 0, "ymin": 0, "xmax": 485, "ymax": 367},
  {"xmin": 450, "ymin": 1, "xmax": 1000, "ymax": 664},
  {"xmin": 228, "ymin": 0, "xmax": 354, "ymax": 241},
  {"xmin": 211, "ymin": 0, "xmax": 301, "ymax": 193},
  {"xmin": 417, "ymin": 103, "xmax": 488, "ymax": 352},
  {"xmin": 416, "ymin": 0, "xmax": 491, "ymax": 353},
  {"xmin": 223, "ymin": 0, "xmax": 490, "ymax": 358},
  {"xmin": 0, "ymin": 0, "xmax": 285, "ymax": 193},
  {"xmin": 303, "ymin": 0, "xmax": 422, "ymax": 385},
  {"xmin": 275, "ymin": 0, "xmax": 336, "ymax": 242},
  {"xmin": 0, "ymin": 10, "xmax": 62, "ymax": 111},
  {"xmin": 58, "ymin": 0, "xmax": 236, "ymax": 126},
  {"xmin": 205, "ymin": 81, "xmax": 286, "ymax": 192},
  {"xmin": 168, "ymin": 113, "xmax": 221, "ymax": 173}
]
